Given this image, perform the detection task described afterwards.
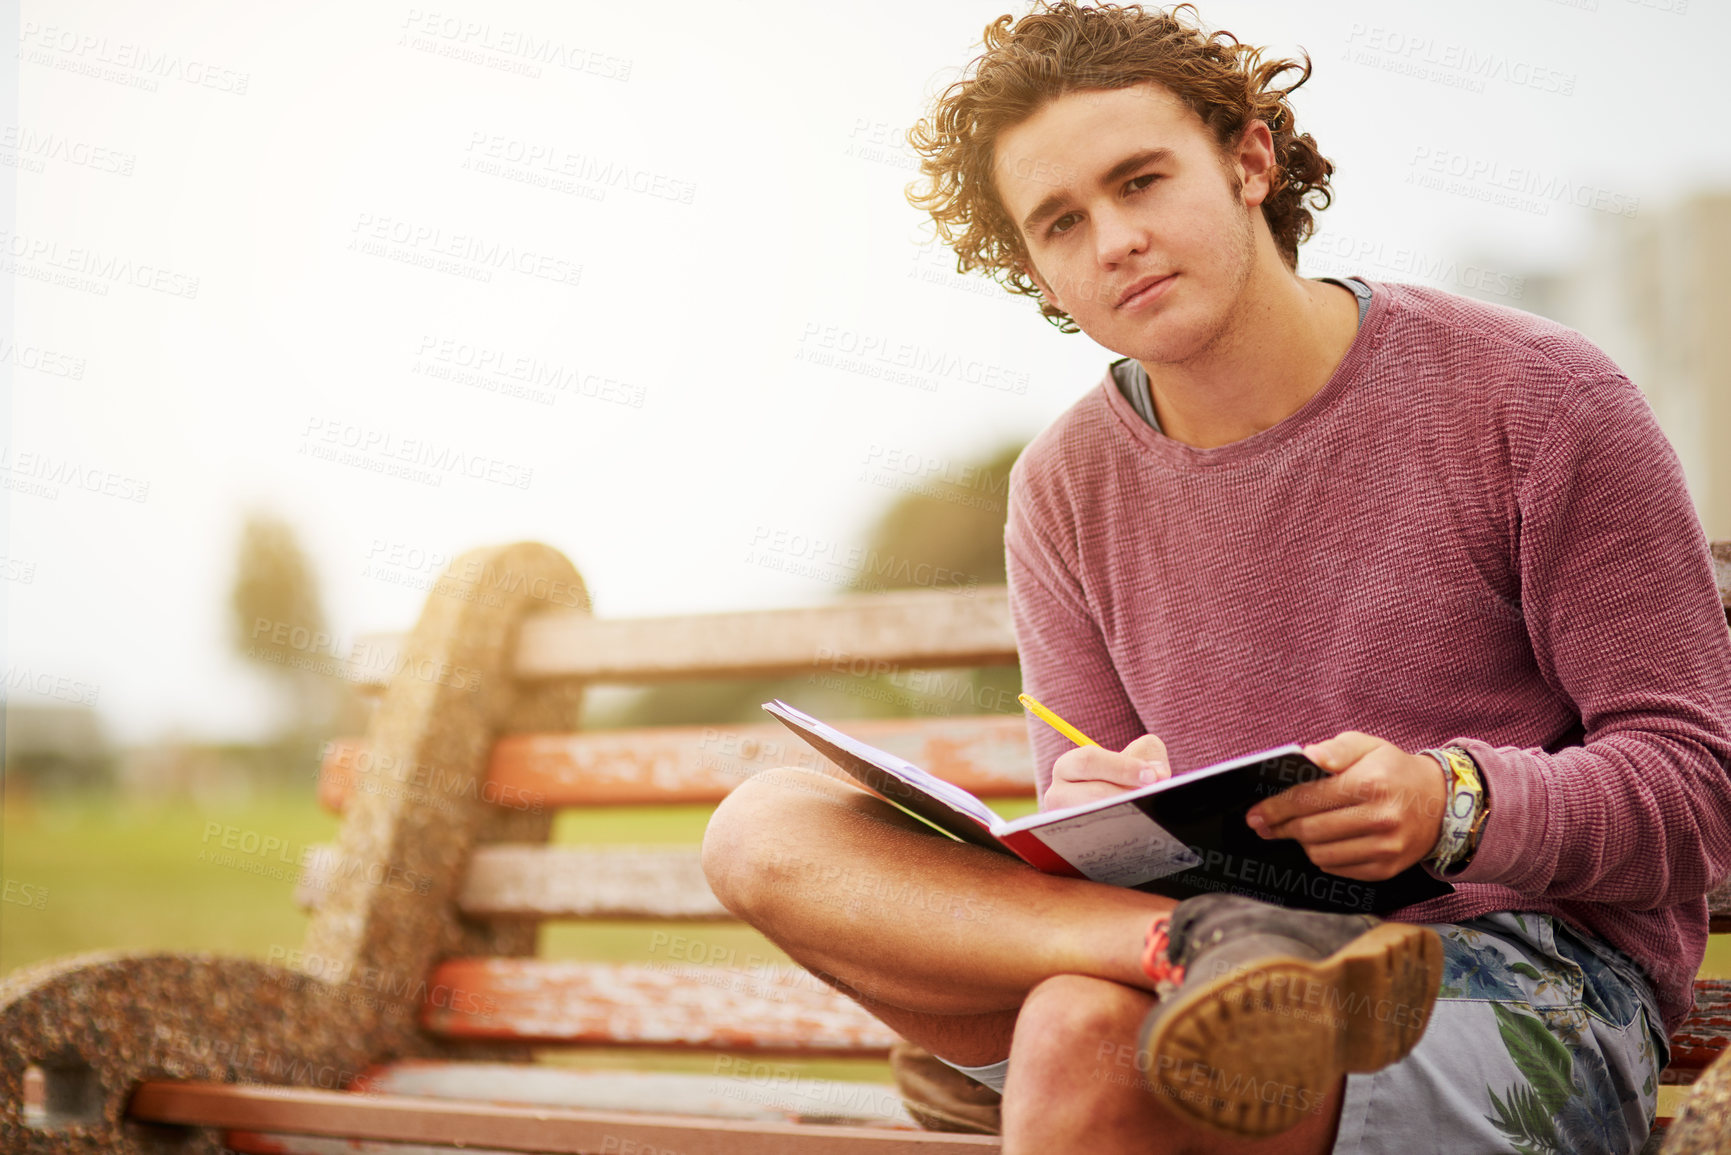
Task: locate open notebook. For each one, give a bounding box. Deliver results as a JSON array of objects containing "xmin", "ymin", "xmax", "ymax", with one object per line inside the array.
[{"xmin": 763, "ymin": 699, "xmax": 1451, "ymax": 915}]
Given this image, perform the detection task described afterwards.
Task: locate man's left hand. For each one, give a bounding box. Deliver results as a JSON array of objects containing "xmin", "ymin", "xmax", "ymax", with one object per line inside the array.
[{"xmin": 1244, "ymin": 731, "xmax": 1446, "ymax": 881}]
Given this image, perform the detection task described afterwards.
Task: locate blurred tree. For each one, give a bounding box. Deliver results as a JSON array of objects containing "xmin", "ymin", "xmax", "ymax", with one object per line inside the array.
[
  {"xmin": 229, "ymin": 511, "xmax": 338, "ymax": 741},
  {"xmin": 845, "ymin": 442, "xmax": 1019, "ymax": 594},
  {"xmin": 2, "ymin": 704, "xmax": 113, "ymax": 794},
  {"xmin": 594, "ymin": 440, "xmax": 1027, "ymax": 730},
  {"xmin": 841, "ymin": 441, "xmax": 1023, "ymax": 718}
]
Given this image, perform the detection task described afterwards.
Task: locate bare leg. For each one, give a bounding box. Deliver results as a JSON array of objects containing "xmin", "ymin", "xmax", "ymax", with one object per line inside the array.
[
  {"xmin": 1003, "ymin": 974, "xmax": 1345, "ymax": 1155},
  {"xmin": 704, "ymin": 768, "xmax": 1356, "ymax": 1151},
  {"xmin": 702, "ymin": 767, "xmax": 1176, "ymax": 1063}
]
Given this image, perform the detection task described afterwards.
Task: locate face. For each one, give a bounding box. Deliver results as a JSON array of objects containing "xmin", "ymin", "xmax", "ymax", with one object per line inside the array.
[{"xmin": 994, "ymin": 83, "xmax": 1274, "ymax": 364}]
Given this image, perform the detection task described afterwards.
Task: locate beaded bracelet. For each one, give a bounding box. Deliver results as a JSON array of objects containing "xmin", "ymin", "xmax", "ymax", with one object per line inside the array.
[{"xmin": 1423, "ymin": 746, "xmax": 1485, "ymax": 872}]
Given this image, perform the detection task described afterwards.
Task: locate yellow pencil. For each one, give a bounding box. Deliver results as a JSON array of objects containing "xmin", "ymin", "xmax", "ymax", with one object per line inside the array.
[{"xmin": 1017, "ymin": 693, "xmax": 1099, "ymax": 748}]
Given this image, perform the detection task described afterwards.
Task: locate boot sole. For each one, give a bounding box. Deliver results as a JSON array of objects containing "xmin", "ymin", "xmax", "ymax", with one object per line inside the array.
[{"xmin": 1136, "ymin": 921, "xmax": 1443, "ymax": 1138}]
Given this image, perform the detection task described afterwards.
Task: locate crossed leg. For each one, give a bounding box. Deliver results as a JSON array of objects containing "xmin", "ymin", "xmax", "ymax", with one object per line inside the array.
[{"xmin": 701, "ymin": 767, "xmax": 1346, "ymax": 1155}]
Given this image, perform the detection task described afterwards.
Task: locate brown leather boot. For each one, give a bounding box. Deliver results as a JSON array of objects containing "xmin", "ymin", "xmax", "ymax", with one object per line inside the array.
[
  {"xmin": 1136, "ymin": 893, "xmax": 1443, "ymax": 1138},
  {"xmin": 887, "ymin": 1040, "xmax": 1002, "ymax": 1135}
]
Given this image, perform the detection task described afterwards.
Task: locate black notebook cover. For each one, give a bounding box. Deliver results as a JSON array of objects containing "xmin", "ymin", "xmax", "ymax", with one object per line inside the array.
[{"xmin": 1119, "ymin": 749, "xmax": 1452, "ymax": 914}]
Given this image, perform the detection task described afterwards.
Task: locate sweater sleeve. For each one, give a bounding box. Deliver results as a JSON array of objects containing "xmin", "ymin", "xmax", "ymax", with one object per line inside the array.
[
  {"xmin": 1443, "ymin": 374, "xmax": 1731, "ymax": 907},
  {"xmin": 1004, "ymin": 481, "xmax": 1147, "ymax": 805}
]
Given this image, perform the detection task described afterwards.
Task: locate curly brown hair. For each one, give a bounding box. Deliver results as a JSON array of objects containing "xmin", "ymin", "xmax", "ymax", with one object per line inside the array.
[{"xmin": 906, "ymin": 2, "xmax": 1334, "ymax": 332}]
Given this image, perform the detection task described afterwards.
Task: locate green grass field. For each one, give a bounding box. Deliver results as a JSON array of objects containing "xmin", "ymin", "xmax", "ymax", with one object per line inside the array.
[
  {"xmin": 0, "ymin": 789, "xmax": 748, "ymax": 969},
  {"xmin": 2, "ymin": 789, "xmax": 1722, "ymax": 1106},
  {"xmin": 0, "ymin": 789, "xmax": 890, "ymax": 1081}
]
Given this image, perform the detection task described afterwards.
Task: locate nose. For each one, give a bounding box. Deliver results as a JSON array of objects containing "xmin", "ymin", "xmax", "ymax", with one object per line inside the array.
[{"xmin": 1093, "ymin": 201, "xmax": 1149, "ymax": 270}]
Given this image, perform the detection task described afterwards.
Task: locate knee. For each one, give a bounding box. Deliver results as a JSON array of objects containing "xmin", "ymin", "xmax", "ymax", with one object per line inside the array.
[
  {"xmin": 701, "ymin": 767, "xmax": 847, "ymax": 918},
  {"xmin": 1010, "ymin": 974, "xmax": 1147, "ymax": 1088}
]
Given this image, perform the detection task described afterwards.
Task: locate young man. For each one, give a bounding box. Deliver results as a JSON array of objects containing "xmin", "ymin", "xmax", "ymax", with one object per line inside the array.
[{"xmin": 702, "ymin": 3, "xmax": 1731, "ymax": 1151}]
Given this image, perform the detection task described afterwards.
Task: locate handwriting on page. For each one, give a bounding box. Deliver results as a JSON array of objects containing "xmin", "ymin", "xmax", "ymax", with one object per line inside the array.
[{"xmin": 1034, "ymin": 805, "xmax": 1201, "ymax": 887}]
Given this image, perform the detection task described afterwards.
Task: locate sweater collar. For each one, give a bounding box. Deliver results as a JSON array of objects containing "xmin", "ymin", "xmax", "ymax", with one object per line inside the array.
[{"xmin": 1099, "ymin": 277, "xmax": 1390, "ymax": 469}]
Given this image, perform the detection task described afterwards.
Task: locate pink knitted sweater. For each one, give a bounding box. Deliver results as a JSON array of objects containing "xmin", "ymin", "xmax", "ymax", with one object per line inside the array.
[{"xmin": 1004, "ymin": 280, "xmax": 1731, "ymax": 1034}]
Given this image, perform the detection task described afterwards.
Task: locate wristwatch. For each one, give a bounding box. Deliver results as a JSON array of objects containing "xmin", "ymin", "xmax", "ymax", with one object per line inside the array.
[{"xmin": 1423, "ymin": 746, "xmax": 1488, "ymax": 874}]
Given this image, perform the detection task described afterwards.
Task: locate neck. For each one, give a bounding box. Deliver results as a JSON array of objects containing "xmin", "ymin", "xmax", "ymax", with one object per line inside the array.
[{"xmin": 1141, "ymin": 266, "xmax": 1360, "ymax": 450}]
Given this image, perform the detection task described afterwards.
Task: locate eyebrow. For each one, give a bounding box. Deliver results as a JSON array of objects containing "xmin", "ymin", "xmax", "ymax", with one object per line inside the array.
[{"xmin": 1018, "ymin": 147, "xmax": 1175, "ymax": 236}]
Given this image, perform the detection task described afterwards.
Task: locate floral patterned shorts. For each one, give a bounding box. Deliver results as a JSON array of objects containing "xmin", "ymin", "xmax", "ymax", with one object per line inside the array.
[{"xmin": 1332, "ymin": 911, "xmax": 1667, "ymax": 1155}]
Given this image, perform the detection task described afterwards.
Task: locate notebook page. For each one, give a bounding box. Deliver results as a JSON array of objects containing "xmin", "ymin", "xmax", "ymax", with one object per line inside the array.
[{"xmin": 762, "ymin": 700, "xmax": 1003, "ymax": 828}]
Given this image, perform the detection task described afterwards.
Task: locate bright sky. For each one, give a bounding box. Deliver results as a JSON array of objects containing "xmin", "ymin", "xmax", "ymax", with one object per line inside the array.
[{"xmin": 5, "ymin": 0, "xmax": 1728, "ymax": 745}]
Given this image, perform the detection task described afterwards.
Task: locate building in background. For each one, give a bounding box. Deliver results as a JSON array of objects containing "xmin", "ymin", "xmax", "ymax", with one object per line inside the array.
[{"xmin": 1513, "ymin": 191, "xmax": 1731, "ymax": 540}]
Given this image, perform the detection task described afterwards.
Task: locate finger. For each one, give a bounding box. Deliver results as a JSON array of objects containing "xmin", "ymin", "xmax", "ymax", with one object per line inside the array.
[
  {"xmin": 1299, "ymin": 836, "xmax": 1405, "ymax": 880},
  {"xmin": 1250, "ymin": 737, "xmax": 1384, "ymax": 829},
  {"xmin": 1051, "ymin": 746, "xmax": 1147, "ymax": 791},
  {"xmin": 1120, "ymin": 734, "xmax": 1170, "ymax": 783},
  {"xmin": 1248, "ymin": 773, "xmax": 1358, "ymax": 832},
  {"xmin": 1047, "ymin": 778, "xmax": 1146, "ymax": 809},
  {"xmin": 1260, "ymin": 800, "xmax": 1364, "ymax": 845},
  {"xmin": 1260, "ymin": 796, "xmax": 1405, "ymax": 841},
  {"xmin": 1301, "ymin": 730, "xmax": 1384, "ymax": 775}
]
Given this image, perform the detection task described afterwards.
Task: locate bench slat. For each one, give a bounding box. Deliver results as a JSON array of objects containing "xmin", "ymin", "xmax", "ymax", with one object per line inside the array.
[
  {"xmin": 295, "ymin": 844, "xmax": 1731, "ymax": 937},
  {"xmin": 349, "ymin": 546, "xmax": 1729, "ymax": 690},
  {"xmin": 351, "ymin": 1059, "xmax": 913, "ymax": 1127},
  {"xmin": 1666, "ymin": 977, "xmax": 1731, "ymax": 1083},
  {"xmin": 461, "ymin": 845, "xmax": 726, "ymax": 920},
  {"xmin": 130, "ymin": 1081, "xmax": 997, "ymax": 1154},
  {"xmin": 347, "ymin": 587, "xmax": 1016, "ymax": 689},
  {"xmin": 408, "ymin": 960, "xmax": 1731, "ymax": 1082},
  {"xmin": 420, "ymin": 959, "xmax": 900, "ymax": 1053},
  {"xmin": 296, "ymin": 844, "xmax": 730, "ymax": 920},
  {"xmin": 318, "ymin": 715, "xmax": 1036, "ymax": 813},
  {"xmin": 225, "ymin": 1135, "xmax": 530, "ymax": 1155},
  {"xmin": 1712, "ymin": 881, "xmax": 1731, "ymax": 932}
]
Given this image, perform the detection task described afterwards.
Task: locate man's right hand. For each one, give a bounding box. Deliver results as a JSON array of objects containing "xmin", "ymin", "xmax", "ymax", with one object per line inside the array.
[{"xmin": 1043, "ymin": 734, "xmax": 1171, "ymax": 811}]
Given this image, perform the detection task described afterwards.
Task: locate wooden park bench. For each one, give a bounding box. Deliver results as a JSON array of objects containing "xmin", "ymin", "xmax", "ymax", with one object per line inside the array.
[{"xmin": 3, "ymin": 539, "xmax": 1731, "ymax": 1154}]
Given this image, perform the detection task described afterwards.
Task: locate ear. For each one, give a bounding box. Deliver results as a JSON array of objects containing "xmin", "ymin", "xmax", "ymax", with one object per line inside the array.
[
  {"xmin": 1231, "ymin": 119, "xmax": 1278, "ymax": 209},
  {"xmin": 1022, "ymin": 260, "xmax": 1065, "ymax": 314}
]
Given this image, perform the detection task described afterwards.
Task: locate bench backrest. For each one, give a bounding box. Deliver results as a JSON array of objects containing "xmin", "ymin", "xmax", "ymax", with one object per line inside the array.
[
  {"xmin": 295, "ymin": 539, "xmax": 1731, "ymax": 1066},
  {"xmin": 296, "ymin": 544, "xmax": 1028, "ymax": 1062}
]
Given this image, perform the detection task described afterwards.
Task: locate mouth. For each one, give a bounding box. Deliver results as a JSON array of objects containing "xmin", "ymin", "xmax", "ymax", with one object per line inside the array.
[{"xmin": 1115, "ymin": 273, "xmax": 1175, "ymax": 310}]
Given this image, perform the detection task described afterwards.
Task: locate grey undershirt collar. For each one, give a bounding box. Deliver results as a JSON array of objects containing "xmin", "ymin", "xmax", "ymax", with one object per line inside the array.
[{"xmin": 1111, "ymin": 276, "xmax": 1371, "ymax": 433}]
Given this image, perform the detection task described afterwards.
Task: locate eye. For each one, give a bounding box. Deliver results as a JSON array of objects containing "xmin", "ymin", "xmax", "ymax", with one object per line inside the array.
[
  {"xmin": 1048, "ymin": 211, "xmax": 1081, "ymax": 237},
  {"xmin": 1126, "ymin": 173, "xmax": 1160, "ymax": 195}
]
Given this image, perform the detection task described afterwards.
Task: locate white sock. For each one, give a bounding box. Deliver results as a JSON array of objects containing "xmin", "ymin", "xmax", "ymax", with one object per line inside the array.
[{"xmin": 930, "ymin": 1055, "xmax": 1009, "ymax": 1095}]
